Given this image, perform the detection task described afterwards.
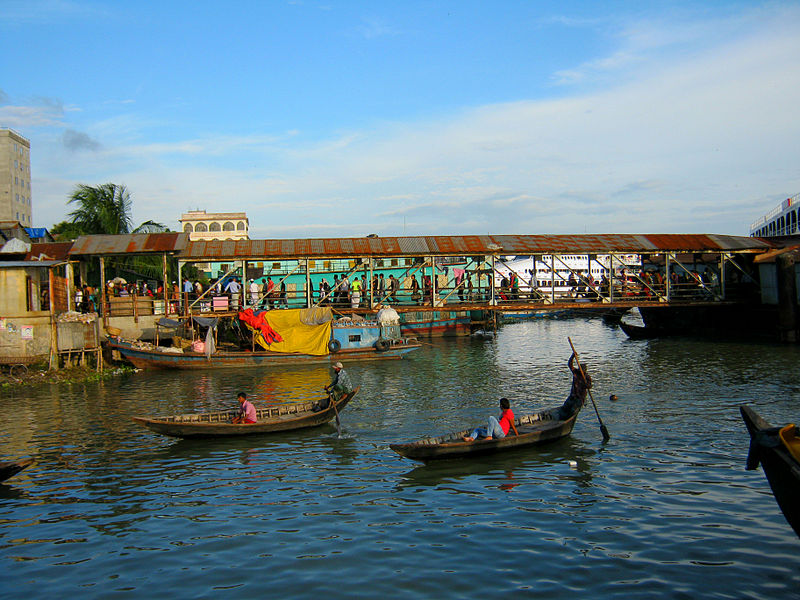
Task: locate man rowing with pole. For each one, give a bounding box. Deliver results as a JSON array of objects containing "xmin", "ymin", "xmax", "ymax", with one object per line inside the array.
[{"xmin": 552, "ymin": 352, "xmax": 592, "ymax": 421}]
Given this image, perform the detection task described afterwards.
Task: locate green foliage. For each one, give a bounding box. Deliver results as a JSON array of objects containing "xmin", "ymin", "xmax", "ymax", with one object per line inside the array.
[{"xmin": 50, "ymin": 220, "xmax": 86, "ymax": 241}]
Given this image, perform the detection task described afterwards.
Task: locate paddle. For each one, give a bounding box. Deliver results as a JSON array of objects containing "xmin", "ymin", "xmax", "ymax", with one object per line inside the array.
[
  {"xmin": 568, "ymin": 337, "xmax": 611, "ymax": 442},
  {"xmin": 326, "ymin": 390, "xmax": 342, "ymax": 436}
]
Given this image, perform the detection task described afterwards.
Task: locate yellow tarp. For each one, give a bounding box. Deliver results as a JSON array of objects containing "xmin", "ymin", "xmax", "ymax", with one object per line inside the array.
[{"xmin": 250, "ymin": 308, "xmax": 332, "ymax": 355}]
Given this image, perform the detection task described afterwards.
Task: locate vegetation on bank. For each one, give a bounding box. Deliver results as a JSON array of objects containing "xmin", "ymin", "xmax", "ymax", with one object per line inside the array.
[{"xmin": 0, "ymin": 364, "xmax": 138, "ymax": 389}]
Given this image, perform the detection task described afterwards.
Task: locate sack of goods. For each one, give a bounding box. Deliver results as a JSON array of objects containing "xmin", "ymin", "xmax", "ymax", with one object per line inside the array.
[{"xmin": 377, "ymin": 306, "xmax": 400, "ymax": 325}]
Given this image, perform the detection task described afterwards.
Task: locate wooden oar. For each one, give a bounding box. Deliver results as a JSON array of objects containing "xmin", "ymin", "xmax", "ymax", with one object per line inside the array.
[
  {"xmin": 327, "ymin": 390, "xmax": 342, "ymax": 436},
  {"xmin": 568, "ymin": 337, "xmax": 610, "ymax": 442}
]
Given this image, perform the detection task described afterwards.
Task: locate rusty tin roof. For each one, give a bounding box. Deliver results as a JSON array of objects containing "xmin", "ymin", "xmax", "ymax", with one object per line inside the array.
[
  {"xmin": 69, "ymin": 233, "xmax": 189, "ymax": 256},
  {"xmin": 178, "ymin": 233, "xmax": 771, "ymax": 260}
]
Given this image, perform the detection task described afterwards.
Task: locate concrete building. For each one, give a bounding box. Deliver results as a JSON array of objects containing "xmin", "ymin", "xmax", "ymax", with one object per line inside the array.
[
  {"xmin": 179, "ymin": 210, "xmax": 249, "ymax": 241},
  {"xmin": 0, "ymin": 129, "xmax": 32, "ymax": 226}
]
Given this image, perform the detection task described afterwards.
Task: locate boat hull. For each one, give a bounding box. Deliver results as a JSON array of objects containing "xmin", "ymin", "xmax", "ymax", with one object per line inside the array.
[
  {"xmin": 109, "ymin": 338, "xmax": 419, "ymax": 370},
  {"xmin": 134, "ymin": 388, "xmax": 358, "ymax": 438},
  {"xmin": 399, "ymin": 311, "xmax": 471, "ymax": 337},
  {"xmin": 390, "ymin": 407, "xmax": 578, "ymax": 462},
  {"xmin": 0, "ymin": 458, "xmax": 34, "ymax": 483},
  {"xmin": 740, "ymin": 405, "xmax": 800, "ymax": 538}
]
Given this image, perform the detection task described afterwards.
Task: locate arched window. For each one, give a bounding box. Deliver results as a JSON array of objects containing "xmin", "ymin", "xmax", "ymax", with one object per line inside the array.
[
  {"xmin": 196, "ymin": 223, "xmax": 208, "ymax": 232},
  {"xmin": 183, "ymin": 223, "xmax": 193, "ymax": 232},
  {"xmin": 236, "ymin": 221, "xmax": 245, "ymax": 230},
  {"xmin": 209, "ymin": 222, "xmax": 221, "ymax": 232},
  {"xmin": 223, "ymin": 221, "xmax": 235, "ymax": 231},
  {"xmin": 792, "ymin": 210, "xmax": 798, "ymax": 234}
]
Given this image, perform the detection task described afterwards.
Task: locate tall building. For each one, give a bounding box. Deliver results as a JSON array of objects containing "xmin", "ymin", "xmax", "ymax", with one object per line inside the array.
[
  {"xmin": 0, "ymin": 129, "xmax": 32, "ymax": 225},
  {"xmin": 179, "ymin": 210, "xmax": 249, "ymax": 241}
]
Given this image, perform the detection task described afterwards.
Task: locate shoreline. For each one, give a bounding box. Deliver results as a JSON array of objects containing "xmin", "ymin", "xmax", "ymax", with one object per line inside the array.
[{"xmin": 0, "ymin": 364, "xmax": 137, "ymax": 389}]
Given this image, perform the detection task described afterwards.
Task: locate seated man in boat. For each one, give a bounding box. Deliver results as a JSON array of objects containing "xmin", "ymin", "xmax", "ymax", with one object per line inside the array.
[
  {"xmin": 552, "ymin": 353, "xmax": 592, "ymax": 421},
  {"xmin": 463, "ymin": 398, "xmax": 517, "ymax": 442},
  {"xmin": 232, "ymin": 392, "xmax": 257, "ymax": 424}
]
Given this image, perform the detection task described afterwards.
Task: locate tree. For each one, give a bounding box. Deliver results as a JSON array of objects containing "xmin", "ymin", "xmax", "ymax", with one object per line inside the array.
[
  {"xmin": 62, "ymin": 183, "xmax": 172, "ymax": 283},
  {"xmin": 66, "ymin": 183, "xmax": 171, "ymax": 235}
]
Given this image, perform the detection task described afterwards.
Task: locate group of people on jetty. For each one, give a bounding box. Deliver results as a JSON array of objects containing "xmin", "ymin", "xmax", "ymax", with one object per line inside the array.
[
  {"xmin": 463, "ymin": 352, "xmax": 591, "ymax": 442},
  {"xmin": 231, "ymin": 362, "xmax": 354, "ymax": 424}
]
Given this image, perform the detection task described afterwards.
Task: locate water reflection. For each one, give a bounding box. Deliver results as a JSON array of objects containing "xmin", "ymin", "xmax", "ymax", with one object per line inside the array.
[{"xmin": 1, "ymin": 318, "xmax": 800, "ymax": 599}]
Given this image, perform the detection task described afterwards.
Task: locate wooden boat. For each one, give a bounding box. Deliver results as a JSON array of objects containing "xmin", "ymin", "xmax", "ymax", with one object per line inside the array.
[
  {"xmin": 619, "ymin": 321, "xmax": 663, "ymax": 339},
  {"xmin": 0, "ymin": 458, "xmax": 34, "ymax": 483},
  {"xmin": 133, "ymin": 387, "xmax": 359, "ymax": 439},
  {"xmin": 390, "ymin": 405, "xmax": 579, "ymax": 462},
  {"xmin": 740, "ymin": 405, "xmax": 800, "ymax": 538}
]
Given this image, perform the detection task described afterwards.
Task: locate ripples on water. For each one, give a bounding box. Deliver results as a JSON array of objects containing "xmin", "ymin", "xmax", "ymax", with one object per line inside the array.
[{"xmin": 1, "ymin": 318, "xmax": 799, "ymax": 599}]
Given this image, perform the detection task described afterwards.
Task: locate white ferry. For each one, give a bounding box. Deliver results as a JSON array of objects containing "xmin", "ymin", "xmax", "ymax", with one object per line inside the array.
[
  {"xmin": 750, "ymin": 193, "xmax": 799, "ymax": 237},
  {"xmin": 494, "ymin": 254, "xmax": 641, "ymax": 299}
]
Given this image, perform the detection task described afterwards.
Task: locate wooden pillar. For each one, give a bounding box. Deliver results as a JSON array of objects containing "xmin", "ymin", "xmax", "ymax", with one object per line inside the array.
[
  {"xmin": 100, "ymin": 256, "xmax": 108, "ymax": 327},
  {"xmin": 719, "ymin": 253, "xmax": 727, "ymax": 301},
  {"xmin": 665, "ymin": 253, "xmax": 672, "ymax": 302},
  {"xmin": 48, "ymin": 267, "xmax": 58, "ymax": 370},
  {"xmin": 608, "ymin": 254, "xmax": 614, "ymax": 303},
  {"xmin": 429, "ymin": 256, "xmax": 437, "ymax": 307},
  {"xmin": 777, "ymin": 253, "xmax": 797, "ymax": 342},
  {"xmin": 490, "ymin": 255, "xmax": 497, "ymax": 306},
  {"xmin": 162, "ymin": 252, "xmax": 168, "ymax": 303},
  {"xmin": 550, "ymin": 255, "xmax": 555, "ymax": 304}
]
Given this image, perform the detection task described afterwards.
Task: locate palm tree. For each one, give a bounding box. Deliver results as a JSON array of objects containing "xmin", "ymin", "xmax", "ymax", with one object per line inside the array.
[
  {"xmin": 68, "ymin": 183, "xmax": 135, "ymax": 235},
  {"xmin": 65, "ymin": 183, "xmax": 171, "ymax": 282}
]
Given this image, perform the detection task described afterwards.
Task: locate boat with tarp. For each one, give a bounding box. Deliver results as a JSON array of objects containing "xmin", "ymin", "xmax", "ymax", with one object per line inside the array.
[{"xmin": 108, "ymin": 307, "xmax": 420, "ymax": 369}]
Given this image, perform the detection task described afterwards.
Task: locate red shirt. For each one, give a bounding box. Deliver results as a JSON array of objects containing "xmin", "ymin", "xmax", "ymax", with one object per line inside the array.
[{"xmin": 498, "ymin": 408, "xmax": 514, "ymax": 434}]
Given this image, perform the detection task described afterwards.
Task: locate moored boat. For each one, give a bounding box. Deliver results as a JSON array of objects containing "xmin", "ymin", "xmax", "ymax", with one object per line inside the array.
[
  {"xmin": 740, "ymin": 405, "xmax": 800, "ymax": 538},
  {"xmin": 0, "ymin": 458, "xmax": 34, "ymax": 483},
  {"xmin": 133, "ymin": 387, "xmax": 359, "ymax": 438},
  {"xmin": 108, "ymin": 307, "xmax": 420, "ymax": 369},
  {"xmin": 390, "ymin": 405, "xmax": 580, "ymax": 462},
  {"xmin": 619, "ymin": 321, "xmax": 663, "ymax": 339}
]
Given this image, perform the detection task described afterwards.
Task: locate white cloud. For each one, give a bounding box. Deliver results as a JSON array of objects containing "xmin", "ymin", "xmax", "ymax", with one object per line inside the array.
[{"xmin": 26, "ymin": 6, "xmax": 800, "ymax": 239}]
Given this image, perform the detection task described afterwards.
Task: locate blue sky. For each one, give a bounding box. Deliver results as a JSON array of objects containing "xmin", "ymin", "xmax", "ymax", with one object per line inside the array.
[{"xmin": 1, "ymin": 1, "xmax": 798, "ymax": 238}]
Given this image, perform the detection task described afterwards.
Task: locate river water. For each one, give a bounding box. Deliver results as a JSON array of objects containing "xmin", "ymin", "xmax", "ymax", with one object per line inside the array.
[{"xmin": 1, "ymin": 317, "xmax": 798, "ymax": 599}]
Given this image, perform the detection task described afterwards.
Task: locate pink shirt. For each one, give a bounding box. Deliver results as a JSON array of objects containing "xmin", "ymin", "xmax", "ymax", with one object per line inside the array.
[{"xmin": 239, "ymin": 400, "xmax": 257, "ymax": 423}]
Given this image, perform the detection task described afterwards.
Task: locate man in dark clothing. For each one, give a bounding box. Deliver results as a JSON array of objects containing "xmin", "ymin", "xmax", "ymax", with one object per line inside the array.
[{"xmin": 553, "ymin": 353, "xmax": 591, "ymax": 421}]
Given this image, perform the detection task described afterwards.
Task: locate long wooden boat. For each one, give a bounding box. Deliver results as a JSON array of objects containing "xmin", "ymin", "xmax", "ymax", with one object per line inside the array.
[
  {"xmin": 133, "ymin": 387, "xmax": 359, "ymax": 438},
  {"xmin": 109, "ymin": 336, "xmax": 418, "ymax": 369},
  {"xmin": 0, "ymin": 458, "xmax": 34, "ymax": 483},
  {"xmin": 740, "ymin": 405, "xmax": 800, "ymax": 538},
  {"xmin": 390, "ymin": 405, "xmax": 579, "ymax": 462}
]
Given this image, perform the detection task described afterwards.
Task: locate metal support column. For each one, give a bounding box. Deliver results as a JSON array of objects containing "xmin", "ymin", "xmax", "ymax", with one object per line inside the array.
[
  {"xmin": 305, "ymin": 258, "xmax": 312, "ymax": 308},
  {"xmin": 665, "ymin": 253, "xmax": 672, "ymax": 302}
]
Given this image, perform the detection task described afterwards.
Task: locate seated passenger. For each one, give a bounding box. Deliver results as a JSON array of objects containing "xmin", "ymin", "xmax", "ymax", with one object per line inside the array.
[
  {"xmin": 463, "ymin": 398, "xmax": 518, "ymax": 441},
  {"xmin": 232, "ymin": 392, "xmax": 257, "ymax": 424}
]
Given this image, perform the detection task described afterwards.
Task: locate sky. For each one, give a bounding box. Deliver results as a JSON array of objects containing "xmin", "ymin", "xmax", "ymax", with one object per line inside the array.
[{"xmin": 1, "ymin": 0, "xmax": 799, "ymax": 239}]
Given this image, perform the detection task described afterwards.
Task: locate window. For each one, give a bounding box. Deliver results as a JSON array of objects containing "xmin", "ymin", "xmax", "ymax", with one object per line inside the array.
[
  {"xmin": 196, "ymin": 223, "xmax": 208, "ymax": 232},
  {"xmin": 183, "ymin": 223, "xmax": 193, "ymax": 232},
  {"xmin": 272, "ymin": 262, "xmax": 281, "ymax": 269},
  {"xmin": 223, "ymin": 221, "xmax": 235, "ymax": 231},
  {"xmin": 209, "ymin": 222, "xmax": 221, "ymax": 232},
  {"xmin": 391, "ymin": 259, "xmax": 398, "ymax": 266},
  {"xmin": 236, "ymin": 221, "xmax": 245, "ymax": 230}
]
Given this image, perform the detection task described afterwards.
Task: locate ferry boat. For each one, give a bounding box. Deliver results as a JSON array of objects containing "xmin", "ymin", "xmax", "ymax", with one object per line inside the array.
[
  {"xmin": 494, "ymin": 254, "xmax": 641, "ymax": 300},
  {"xmin": 750, "ymin": 193, "xmax": 799, "ymax": 237}
]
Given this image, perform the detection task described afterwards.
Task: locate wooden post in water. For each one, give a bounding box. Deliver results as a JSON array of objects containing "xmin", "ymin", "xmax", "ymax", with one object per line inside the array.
[{"xmin": 777, "ymin": 252, "xmax": 797, "ymax": 343}]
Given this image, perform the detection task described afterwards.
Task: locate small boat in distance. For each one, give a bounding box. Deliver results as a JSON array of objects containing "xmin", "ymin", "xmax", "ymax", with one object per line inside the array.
[
  {"xmin": 390, "ymin": 404, "xmax": 580, "ymax": 462},
  {"xmin": 740, "ymin": 405, "xmax": 800, "ymax": 538},
  {"xmin": 133, "ymin": 388, "xmax": 359, "ymax": 439},
  {"xmin": 0, "ymin": 458, "xmax": 34, "ymax": 483}
]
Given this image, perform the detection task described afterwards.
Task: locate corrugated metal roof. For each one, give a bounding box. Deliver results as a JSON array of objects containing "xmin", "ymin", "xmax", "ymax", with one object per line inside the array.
[
  {"xmin": 178, "ymin": 234, "xmax": 772, "ymax": 260},
  {"xmin": 69, "ymin": 233, "xmax": 189, "ymax": 256},
  {"xmin": 26, "ymin": 242, "xmax": 73, "ymax": 261}
]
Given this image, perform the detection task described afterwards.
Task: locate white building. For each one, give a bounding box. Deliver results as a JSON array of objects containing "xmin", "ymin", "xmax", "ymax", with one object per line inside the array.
[{"xmin": 179, "ymin": 210, "xmax": 249, "ymax": 241}]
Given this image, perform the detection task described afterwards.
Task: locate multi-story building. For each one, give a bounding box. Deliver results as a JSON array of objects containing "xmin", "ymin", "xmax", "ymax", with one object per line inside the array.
[
  {"xmin": 0, "ymin": 129, "xmax": 33, "ymax": 226},
  {"xmin": 179, "ymin": 210, "xmax": 249, "ymax": 241}
]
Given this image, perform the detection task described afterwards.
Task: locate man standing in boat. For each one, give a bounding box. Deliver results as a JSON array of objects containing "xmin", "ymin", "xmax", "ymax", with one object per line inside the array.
[
  {"xmin": 325, "ymin": 362, "xmax": 354, "ymax": 402},
  {"xmin": 553, "ymin": 353, "xmax": 592, "ymax": 421},
  {"xmin": 232, "ymin": 392, "xmax": 257, "ymax": 424}
]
